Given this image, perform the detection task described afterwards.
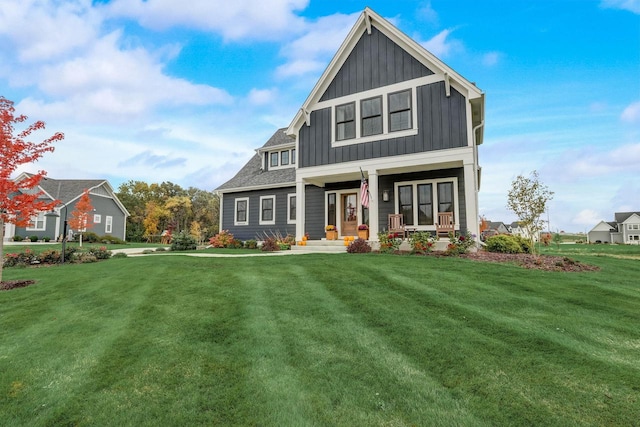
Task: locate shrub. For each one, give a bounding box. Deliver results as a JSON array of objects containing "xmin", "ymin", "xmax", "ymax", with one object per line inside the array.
[
  {"xmin": 29, "ymin": 235, "xmax": 39, "ymax": 242},
  {"xmin": 100, "ymin": 235, "xmax": 126, "ymax": 244},
  {"xmin": 261, "ymin": 236, "xmax": 280, "ymax": 252},
  {"xmin": 43, "ymin": 237, "xmax": 51, "ymax": 242},
  {"xmin": 377, "ymin": 231, "xmax": 401, "ymax": 253},
  {"xmin": 228, "ymin": 239, "xmax": 244, "ymax": 249},
  {"xmin": 112, "ymin": 252, "xmax": 128, "ymax": 258},
  {"xmin": 155, "ymin": 247, "xmax": 167, "ymax": 252},
  {"xmin": 82, "ymin": 232, "xmax": 100, "ymax": 243},
  {"xmin": 244, "ymin": 239, "xmax": 258, "ymax": 249},
  {"xmin": 347, "ymin": 238, "xmax": 372, "ymax": 253},
  {"xmin": 38, "ymin": 249, "xmax": 62, "ymax": 264},
  {"xmin": 88, "ymin": 246, "xmax": 112, "ymax": 260},
  {"xmin": 409, "ymin": 231, "xmax": 437, "ymax": 254},
  {"xmin": 209, "ymin": 230, "xmax": 235, "ymax": 248},
  {"xmin": 445, "ymin": 230, "xmax": 476, "ymax": 256},
  {"xmin": 12, "ymin": 235, "xmax": 23, "ymax": 242},
  {"xmin": 76, "ymin": 253, "xmax": 98, "ymax": 263},
  {"xmin": 3, "ymin": 250, "xmax": 34, "ymax": 267},
  {"xmin": 171, "ymin": 232, "xmax": 197, "ymax": 251},
  {"xmin": 485, "ymin": 234, "xmax": 524, "ymax": 254}
]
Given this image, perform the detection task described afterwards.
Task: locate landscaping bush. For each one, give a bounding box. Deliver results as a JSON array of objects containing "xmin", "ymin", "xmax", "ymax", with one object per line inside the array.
[
  {"xmin": 42, "ymin": 237, "xmax": 51, "ymax": 242},
  {"xmin": 88, "ymin": 246, "xmax": 112, "ymax": 260},
  {"xmin": 38, "ymin": 249, "xmax": 62, "ymax": 264},
  {"xmin": 112, "ymin": 252, "xmax": 128, "ymax": 258},
  {"xmin": 485, "ymin": 234, "xmax": 525, "ymax": 254},
  {"xmin": 3, "ymin": 249, "xmax": 35, "ymax": 267},
  {"xmin": 29, "ymin": 235, "xmax": 39, "ymax": 242},
  {"xmin": 12, "ymin": 235, "xmax": 23, "ymax": 242},
  {"xmin": 347, "ymin": 238, "xmax": 372, "ymax": 253},
  {"xmin": 81, "ymin": 232, "xmax": 100, "ymax": 243},
  {"xmin": 171, "ymin": 232, "xmax": 197, "ymax": 251},
  {"xmin": 100, "ymin": 235, "xmax": 126, "ymax": 244},
  {"xmin": 209, "ymin": 230, "xmax": 235, "ymax": 248},
  {"xmin": 260, "ymin": 236, "xmax": 280, "ymax": 252},
  {"xmin": 244, "ymin": 239, "xmax": 258, "ymax": 249},
  {"xmin": 409, "ymin": 231, "xmax": 437, "ymax": 254},
  {"xmin": 445, "ymin": 230, "xmax": 476, "ymax": 256},
  {"xmin": 377, "ymin": 231, "xmax": 402, "ymax": 253}
]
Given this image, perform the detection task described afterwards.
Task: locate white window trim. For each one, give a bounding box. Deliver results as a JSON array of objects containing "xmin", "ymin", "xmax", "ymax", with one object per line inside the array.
[
  {"xmin": 394, "ymin": 177, "xmax": 459, "ymax": 231},
  {"xmin": 234, "ymin": 197, "xmax": 249, "ymax": 226},
  {"xmin": 269, "ymin": 148, "xmax": 296, "ymax": 171},
  {"xmin": 94, "ymin": 214, "xmax": 102, "ymax": 224},
  {"xmin": 317, "ymin": 77, "xmax": 432, "ymax": 147},
  {"xmin": 26, "ymin": 212, "xmax": 46, "ymax": 231},
  {"xmin": 105, "ymin": 216, "xmax": 113, "ymax": 234},
  {"xmin": 628, "ymin": 224, "xmax": 639, "ymax": 230},
  {"xmin": 324, "ymin": 189, "xmax": 363, "ymax": 236},
  {"xmin": 287, "ymin": 194, "xmax": 296, "ymax": 225},
  {"xmin": 259, "ymin": 195, "xmax": 276, "ymax": 225}
]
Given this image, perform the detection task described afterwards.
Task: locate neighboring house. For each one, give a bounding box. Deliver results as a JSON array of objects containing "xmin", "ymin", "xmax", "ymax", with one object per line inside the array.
[
  {"xmin": 217, "ymin": 8, "xmax": 485, "ymax": 242},
  {"xmin": 482, "ymin": 221, "xmax": 510, "ymax": 239},
  {"xmin": 588, "ymin": 212, "xmax": 640, "ymax": 244},
  {"xmin": 3, "ymin": 174, "xmax": 129, "ymax": 242}
]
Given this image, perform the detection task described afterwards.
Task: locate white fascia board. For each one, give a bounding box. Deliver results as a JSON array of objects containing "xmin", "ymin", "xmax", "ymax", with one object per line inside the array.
[
  {"xmin": 217, "ymin": 182, "xmax": 297, "ymax": 195},
  {"xmin": 296, "ymin": 147, "xmax": 474, "ymax": 182},
  {"xmin": 589, "ymin": 221, "xmax": 612, "ymax": 232}
]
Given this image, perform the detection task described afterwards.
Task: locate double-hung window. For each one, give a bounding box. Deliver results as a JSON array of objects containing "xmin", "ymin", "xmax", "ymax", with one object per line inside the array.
[
  {"xmin": 260, "ymin": 195, "xmax": 276, "ymax": 225},
  {"xmin": 27, "ymin": 212, "xmax": 46, "ymax": 231},
  {"xmin": 235, "ymin": 198, "xmax": 249, "ymax": 226},
  {"xmin": 270, "ymin": 152, "xmax": 279, "ymax": 168},
  {"xmin": 287, "ymin": 194, "xmax": 296, "ymax": 224},
  {"xmin": 361, "ymin": 96, "xmax": 382, "ymax": 137},
  {"xmin": 395, "ymin": 179, "xmax": 457, "ymax": 229},
  {"xmin": 389, "ymin": 90, "xmax": 412, "ymax": 132},
  {"xmin": 336, "ymin": 102, "xmax": 355, "ymax": 141},
  {"xmin": 105, "ymin": 216, "xmax": 113, "ymax": 233},
  {"xmin": 281, "ymin": 150, "xmax": 289, "ymax": 166}
]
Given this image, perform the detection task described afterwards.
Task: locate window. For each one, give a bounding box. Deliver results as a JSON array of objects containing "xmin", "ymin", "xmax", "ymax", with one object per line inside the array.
[
  {"xmin": 27, "ymin": 212, "xmax": 46, "ymax": 231},
  {"xmin": 628, "ymin": 224, "xmax": 639, "ymax": 230},
  {"xmin": 267, "ymin": 148, "xmax": 295, "ymax": 170},
  {"xmin": 260, "ymin": 195, "xmax": 276, "ymax": 225},
  {"xmin": 235, "ymin": 198, "xmax": 249, "ymax": 226},
  {"xmin": 291, "ymin": 148, "xmax": 296, "ymax": 164},
  {"xmin": 288, "ymin": 194, "xmax": 296, "ymax": 224},
  {"xmin": 388, "ymin": 90, "xmax": 412, "ymax": 132},
  {"xmin": 629, "ymin": 235, "xmax": 639, "ymax": 242},
  {"xmin": 281, "ymin": 150, "xmax": 289, "ymax": 166},
  {"xmin": 327, "ymin": 193, "xmax": 337, "ymax": 227},
  {"xmin": 336, "ymin": 102, "xmax": 355, "ymax": 140},
  {"xmin": 94, "ymin": 214, "xmax": 102, "ymax": 224},
  {"xmin": 270, "ymin": 152, "xmax": 278, "ymax": 168},
  {"xmin": 105, "ymin": 216, "xmax": 113, "ymax": 233},
  {"xmin": 361, "ymin": 96, "xmax": 382, "ymax": 137},
  {"xmin": 395, "ymin": 179, "xmax": 458, "ymax": 229}
]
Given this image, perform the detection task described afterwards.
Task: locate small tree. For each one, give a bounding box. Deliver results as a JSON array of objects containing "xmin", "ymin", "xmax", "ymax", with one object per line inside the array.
[
  {"xmin": 1, "ymin": 96, "xmax": 64, "ymax": 282},
  {"xmin": 506, "ymin": 171, "xmax": 554, "ymax": 253},
  {"xmin": 67, "ymin": 189, "xmax": 94, "ymax": 247}
]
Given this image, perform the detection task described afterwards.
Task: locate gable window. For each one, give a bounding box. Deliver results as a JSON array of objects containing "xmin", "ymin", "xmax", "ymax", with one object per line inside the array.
[
  {"xmin": 291, "ymin": 148, "xmax": 296, "ymax": 164},
  {"xmin": 361, "ymin": 96, "xmax": 382, "ymax": 137},
  {"xmin": 270, "ymin": 152, "xmax": 279, "ymax": 168},
  {"xmin": 389, "ymin": 90, "xmax": 412, "ymax": 132},
  {"xmin": 281, "ymin": 150, "xmax": 289, "ymax": 166},
  {"xmin": 27, "ymin": 212, "xmax": 46, "ymax": 231},
  {"xmin": 235, "ymin": 197, "xmax": 249, "ymax": 226},
  {"xmin": 628, "ymin": 224, "xmax": 639, "ymax": 230},
  {"xmin": 260, "ymin": 195, "xmax": 276, "ymax": 225},
  {"xmin": 287, "ymin": 194, "xmax": 296, "ymax": 224},
  {"xmin": 395, "ymin": 178, "xmax": 458, "ymax": 229},
  {"xmin": 105, "ymin": 216, "xmax": 113, "ymax": 234},
  {"xmin": 336, "ymin": 102, "xmax": 355, "ymax": 141}
]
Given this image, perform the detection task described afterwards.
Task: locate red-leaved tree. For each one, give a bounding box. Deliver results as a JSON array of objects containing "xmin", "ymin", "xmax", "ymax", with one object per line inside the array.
[
  {"xmin": 68, "ymin": 189, "xmax": 94, "ymax": 246},
  {"xmin": 1, "ymin": 96, "xmax": 64, "ymax": 283}
]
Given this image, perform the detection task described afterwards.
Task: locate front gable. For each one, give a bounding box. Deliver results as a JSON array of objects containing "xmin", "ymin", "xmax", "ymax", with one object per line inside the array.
[{"xmin": 590, "ymin": 220, "xmax": 614, "ymax": 233}]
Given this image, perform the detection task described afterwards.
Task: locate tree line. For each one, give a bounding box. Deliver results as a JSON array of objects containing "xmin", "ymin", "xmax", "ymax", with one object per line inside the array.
[{"xmin": 116, "ymin": 181, "xmax": 219, "ymax": 243}]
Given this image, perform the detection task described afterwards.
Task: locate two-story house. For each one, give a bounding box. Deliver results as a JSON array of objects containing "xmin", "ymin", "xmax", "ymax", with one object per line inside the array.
[
  {"xmin": 588, "ymin": 212, "xmax": 640, "ymax": 244},
  {"xmin": 217, "ymin": 8, "xmax": 485, "ymax": 243}
]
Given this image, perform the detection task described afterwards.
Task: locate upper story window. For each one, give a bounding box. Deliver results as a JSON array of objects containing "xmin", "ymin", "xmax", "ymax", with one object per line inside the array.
[
  {"xmin": 281, "ymin": 150, "xmax": 289, "ymax": 166},
  {"xmin": 267, "ymin": 148, "xmax": 296, "ymax": 170},
  {"xmin": 361, "ymin": 96, "xmax": 382, "ymax": 137},
  {"xmin": 336, "ymin": 102, "xmax": 356, "ymax": 141},
  {"xmin": 389, "ymin": 90, "xmax": 412, "ymax": 132},
  {"xmin": 628, "ymin": 224, "xmax": 639, "ymax": 230},
  {"xmin": 270, "ymin": 152, "xmax": 279, "ymax": 167}
]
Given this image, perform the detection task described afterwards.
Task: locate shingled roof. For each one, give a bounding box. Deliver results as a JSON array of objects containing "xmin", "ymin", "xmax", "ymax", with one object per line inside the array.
[
  {"xmin": 38, "ymin": 177, "xmax": 108, "ymax": 205},
  {"xmin": 216, "ymin": 128, "xmax": 296, "ymax": 192}
]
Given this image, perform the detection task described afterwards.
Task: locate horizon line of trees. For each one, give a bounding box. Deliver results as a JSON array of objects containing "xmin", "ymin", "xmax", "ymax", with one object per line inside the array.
[{"xmin": 116, "ymin": 180, "xmax": 219, "ymax": 243}]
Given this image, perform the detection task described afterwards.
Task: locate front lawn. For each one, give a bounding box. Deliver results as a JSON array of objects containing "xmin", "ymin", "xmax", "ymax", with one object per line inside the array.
[{"xmin": 1, "ymin": 252, "xmax": 638, "ymax": 425}]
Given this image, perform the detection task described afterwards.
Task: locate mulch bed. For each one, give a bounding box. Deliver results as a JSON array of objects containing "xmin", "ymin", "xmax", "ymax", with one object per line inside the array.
[
  {"xmin": 459, "ymin": 251, "xmax": 600, "ymax": 272},
  {"xmin": 1, "ymin": 280, "xmax": 36, "ymax": 291}
]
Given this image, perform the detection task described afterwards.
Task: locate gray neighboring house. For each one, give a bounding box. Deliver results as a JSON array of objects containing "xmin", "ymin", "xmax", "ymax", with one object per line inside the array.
[
  {"xmin": 3, "ymin": 174, "xmax": 129, "ymax": 242},
  {"xmin": 588, "ymin": 212, "xmax": 640, "ymax": 244},
  {"xmin": 217, "ymin": 7, "xmax": 484, "ymax": 242}
]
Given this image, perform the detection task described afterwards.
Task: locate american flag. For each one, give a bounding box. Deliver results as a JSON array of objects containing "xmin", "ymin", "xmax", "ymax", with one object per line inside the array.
[{"xmin": 360, "ymin": 177, "xmax": 370, "ymax": 208}]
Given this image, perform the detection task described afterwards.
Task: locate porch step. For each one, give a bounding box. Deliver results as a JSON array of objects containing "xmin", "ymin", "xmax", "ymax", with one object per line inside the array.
[{"xmin": 291, "ymin": 239, "xmax": 347, "ymax": 253}]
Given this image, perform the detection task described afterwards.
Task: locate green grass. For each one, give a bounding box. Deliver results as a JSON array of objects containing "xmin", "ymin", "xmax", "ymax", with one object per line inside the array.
[
  {"xmin": 3, "ymin": 242, "xmax": 168, "ymax": 254},
  {"xmin": 1, "ymin": 249, "xmax": 639, "ymax": 426}
]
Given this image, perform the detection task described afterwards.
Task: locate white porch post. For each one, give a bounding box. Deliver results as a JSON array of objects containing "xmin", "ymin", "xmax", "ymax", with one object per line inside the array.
[
  {"xmin": 463, "ymin": 161, "xmax": 479, "ymax": 239},
  {"xmin": 296, "ymin": 179, "xmax": 306, "ymax": 240},
  {"xmin": 367, "ymin": 171, "xmax": 379, "ymax": 241}
]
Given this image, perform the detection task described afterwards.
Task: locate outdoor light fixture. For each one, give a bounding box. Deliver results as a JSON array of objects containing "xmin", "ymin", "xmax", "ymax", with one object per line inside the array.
[{"xmin": 382, "ymin": 189, "xmax": 390, "ymax": 202}]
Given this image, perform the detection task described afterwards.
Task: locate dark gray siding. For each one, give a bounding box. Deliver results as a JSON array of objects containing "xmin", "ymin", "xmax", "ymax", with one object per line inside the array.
[
  {"xmin": 377, "ymin": 168, "xmax": 467, "ymax": 234},
  {"xmin": 320, "ymin": 26, "xmax": 433, "ymax": 101},
  {"xmin": 91, "ymin": 196, "xmax": 127, "ymax": 240},
  {"xmin": 300, "ymin": 83, "xmax": 468, "ymax": 168},
  {"xmin": 14, "ymin": 215, "xmax": 58, "ymax": 241},
  {"xmin": 222, "ymin": 187, "xmax": 296, "ymax": 241},
  {"xmin": 304, "ymin": 185, "xmax": 326, "ymax": 240}
]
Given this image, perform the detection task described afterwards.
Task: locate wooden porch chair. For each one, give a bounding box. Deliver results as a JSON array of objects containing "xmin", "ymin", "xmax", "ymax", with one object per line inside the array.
[
  {"xmin": 388, "ymin": 214, "xmax": 406, "ymax": 239},
  {"xmin": 436, "ymin": 212, "xmax": 455, "ymax": 237}
]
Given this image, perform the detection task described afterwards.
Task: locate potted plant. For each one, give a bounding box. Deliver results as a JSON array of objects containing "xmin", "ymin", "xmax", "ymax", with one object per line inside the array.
[
  {"xmin": 357, "ymin": 224, "xmax": 369, "ymax": 240},
  {"xmin": 325, "ymin": 225, "xmax": 338, "ymax": 240}
]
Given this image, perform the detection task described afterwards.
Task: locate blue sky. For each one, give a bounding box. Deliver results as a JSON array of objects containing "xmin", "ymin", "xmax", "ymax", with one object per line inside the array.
[{"xmin": 1, "ymin": 0, "xmax": 638, "ymax": 232}]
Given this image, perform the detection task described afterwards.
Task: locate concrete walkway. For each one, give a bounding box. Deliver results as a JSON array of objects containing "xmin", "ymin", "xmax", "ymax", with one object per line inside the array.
[{"xmin": 109, "ymin": 247, "xmax": 344, "ymax": 258}]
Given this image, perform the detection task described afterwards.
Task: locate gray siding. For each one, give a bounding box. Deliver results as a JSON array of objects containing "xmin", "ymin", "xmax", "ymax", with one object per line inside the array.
[
  {"xmin": 300, "ymin": 83, "xmax": 468, "ymax": 168},
  {"xmin": 222, "ymin": 187, "xmax": 296, "ymax": 241},
  {"xmin": 304, "ymin": 185, "xmax": 326, "ymax": 240},
  {"xmin": 320, "ymin": 26, "xmax": 433, "ymax": 101}
]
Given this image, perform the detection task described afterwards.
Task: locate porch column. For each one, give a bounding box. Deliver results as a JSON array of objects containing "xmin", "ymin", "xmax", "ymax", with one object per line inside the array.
[
  {"xmin": 296, "ymin": 179, "xmax": 306, "ymax": 240},
  {"xmin": 367, "ymin": 171, "xmax": 379, "ymax": 241},
  {"xmin": 463, "ymin": 162, "xmax": 479, "ymax": 239}
]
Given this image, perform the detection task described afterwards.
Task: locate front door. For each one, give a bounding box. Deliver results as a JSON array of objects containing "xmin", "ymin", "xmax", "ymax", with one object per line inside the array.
[{"xmin": 341, "ymin": 193, "xmax": 358, "ymax": 236}]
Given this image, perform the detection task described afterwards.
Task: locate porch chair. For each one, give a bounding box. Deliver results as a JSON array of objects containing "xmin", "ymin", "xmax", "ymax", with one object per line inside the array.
[
  {"xmin": 436, "ymin": 212, "xmax": 455, "ymax": 237},
  {"xmin": 388, "ymin": 214, "xmax": 407, "ymax": 239}
]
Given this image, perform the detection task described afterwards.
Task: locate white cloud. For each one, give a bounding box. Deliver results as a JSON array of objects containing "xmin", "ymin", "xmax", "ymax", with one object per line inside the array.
[
  {"xmin": 417, "ymin": 2, "xmax": 439, "ymax": 25},
  {"xmin": 573, "ymin": 209, "xmax": 604, "ymax": 226},
  {"xmin": 482, "ymin": 51, "xmax": 501, "ymax": 67},
  {"xmin": 247, "ymin": 88, "xmax": 278, "ymax": 106},
  {"xmin": 621, "ymin": 101, "xmax": 640, "ymax": 123},
  {"xmin": 420, "ymin": 29, "xmax": 462, "ymax": 58},
  {"xmin": 104, "ymin": 0, "xmax": 309, "ymax": 41},
  {"xmin": 600, "ymin": 0, "xmax": 640, "ymax": 14}
]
